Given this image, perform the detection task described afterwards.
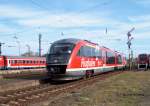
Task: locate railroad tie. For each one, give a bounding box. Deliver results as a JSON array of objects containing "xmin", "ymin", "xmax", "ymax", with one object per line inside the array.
[
  {"xmin": 32, "ymin": 95, "xmax": 40, "ymax": 98},
  {"xmin": 18, "ymin": 99, "xmax": 27, "ymax": 102},
  {"xmin": 6, "ymin": 95, "xmax": 14, "ymax": 98},
  {"xmin": 9, "ymin": 101, "xmax": 19, "ymax": 105},
  {"xmin": 25, "ymin": 96, "xmax": 32, "ymax": 100},
  {"xmin": 0, "ymin": 96, "xmax": 8, "ymax": 99},
  {"xmin": 0, "ymin": 104, "xmax": 10, "ymax": 106}
]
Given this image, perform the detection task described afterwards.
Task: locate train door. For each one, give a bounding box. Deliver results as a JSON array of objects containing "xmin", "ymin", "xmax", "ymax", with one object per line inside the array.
[
  {"xmin": 102, "ymin": 50, "xmax": 106, "ymax": 66},
  {"xmin": 0, "ymin": 56, "xmax": 5, "ymax": 69},
  {"xmin": 3, "ymin": 56, "xmax": 7, "ymax": 69}
]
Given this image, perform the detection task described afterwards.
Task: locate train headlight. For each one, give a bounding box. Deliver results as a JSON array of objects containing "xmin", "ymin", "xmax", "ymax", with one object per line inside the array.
[
  {"xmin": 50, "ymin": 67, "xmax": 55, "ymax": 72},
  {"xmin": 54, "ymin": 59, "xmax": 58, "ymax": 63}
]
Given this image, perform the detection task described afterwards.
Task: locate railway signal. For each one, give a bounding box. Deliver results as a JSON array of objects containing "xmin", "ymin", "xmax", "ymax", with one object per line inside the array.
[{"xmin": 127, "ymin": 28, "xmax": 134, "ymax": 70}]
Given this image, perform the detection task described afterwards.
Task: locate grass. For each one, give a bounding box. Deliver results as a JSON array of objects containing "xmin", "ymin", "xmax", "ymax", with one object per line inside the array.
[
  {"xmin": 80, "ymin": 71, "xmax": 150, "ymax": 106},
  {"xmin": 47, "ymin": 71, "xmax": 150, "ymax": 106}
]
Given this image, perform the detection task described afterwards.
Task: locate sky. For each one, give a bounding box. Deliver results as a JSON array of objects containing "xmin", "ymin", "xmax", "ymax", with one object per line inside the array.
[{"xmin": 0, "ymin": 0, "xmax": 150, "ymax": 57}]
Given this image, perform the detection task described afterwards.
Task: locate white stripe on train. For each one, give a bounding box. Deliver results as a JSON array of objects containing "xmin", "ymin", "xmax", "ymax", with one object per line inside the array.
[{"xmin": 66, "ymin": 65, "xmax": 124, "ymax": 72}]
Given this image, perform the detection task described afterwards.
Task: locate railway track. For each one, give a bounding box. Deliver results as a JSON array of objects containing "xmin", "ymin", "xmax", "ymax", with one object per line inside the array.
[
  {"xmin": 0, "ymin": 70, "xmax": 126, "ymax": 106},
  {"xmin": 0, "ymin": 69, "xmax": 47, "ymax": 79}
]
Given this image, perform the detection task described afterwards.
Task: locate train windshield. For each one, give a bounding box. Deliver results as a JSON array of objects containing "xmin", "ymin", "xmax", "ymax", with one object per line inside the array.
[
  {"xmin": 139, "ymin": 54, "xmax": 147, "ymax": 60},
  {"xmin": 49, "ymin": 43, "xmax": 74, "ymax": 54}
]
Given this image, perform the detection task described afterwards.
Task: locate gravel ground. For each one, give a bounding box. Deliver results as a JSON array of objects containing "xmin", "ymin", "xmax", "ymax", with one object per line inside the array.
[
  {"xmin": 0, "ymin": 73, "xmax": 48, "ymax": 92},
  {"xmin": 0, "ymin": 79, "xmax": 40, "ymax": 92},
  {"xmin": 31, "ymin": 71, "xmax": 150, "ymax": 106}
]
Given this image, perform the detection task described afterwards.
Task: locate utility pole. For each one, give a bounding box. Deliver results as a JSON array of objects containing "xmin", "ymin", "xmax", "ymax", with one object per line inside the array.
[
  {"xmin": 13, "ymin": 36, "xmax": 21, "ymax": 56},
  {"xmin": 0, "ymin": 42, "xmax": 5, "ymax": 56},
  {"xmin": 127, "ymin": 27, "xmax": 134, "ymax": 70},
  {"xmin": 39, "ymin": 33, "xmax": 42, "ymax": 57},
  {"xmin": 26, "ymin": 44, "xmax": 31, "ymax": 57}
]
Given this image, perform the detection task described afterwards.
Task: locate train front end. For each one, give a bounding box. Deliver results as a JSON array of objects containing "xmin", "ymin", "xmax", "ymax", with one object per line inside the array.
[
  {"xmin": 46, "ymin": 39, "xmax": 79, "ymax": 80},
  {"xmin": 137, "ymin": 54, "xmax": 148, "ymax": 70},
  {"xmin": 0, "ymin": 56, "xmax": 5, "ymax": 70}
]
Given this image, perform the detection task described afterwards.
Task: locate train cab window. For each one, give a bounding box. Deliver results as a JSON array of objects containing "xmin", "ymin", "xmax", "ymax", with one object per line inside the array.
[
  {"xmin": 118, "ymin": 55, "xmax": 122, "ymax": 64},
  {"xmin": 106, "ymin": 52, "xmax": 115, "ymax": 64},
  {"xmin": 50, "ymin": 43, "xmax": 75, "ymax": 54}
]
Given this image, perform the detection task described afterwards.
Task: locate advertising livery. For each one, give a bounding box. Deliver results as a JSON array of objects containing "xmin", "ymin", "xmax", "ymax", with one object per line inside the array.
[{"xmin": 46, "ymin": 38, "xmax": 126, "ymax": 80}]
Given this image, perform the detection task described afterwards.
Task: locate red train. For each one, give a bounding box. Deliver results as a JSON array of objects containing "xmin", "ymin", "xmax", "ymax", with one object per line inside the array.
[
  {"xmin": 0, "ymin": 56, "xmax": 46, "ymax": 70},
  {"xmin": 137, "ymin": 54, "xmax": 150, "ymax": 70},
  {"xmin": 46, "ymin": 38, "xmax": 127, "ymax": 80}
]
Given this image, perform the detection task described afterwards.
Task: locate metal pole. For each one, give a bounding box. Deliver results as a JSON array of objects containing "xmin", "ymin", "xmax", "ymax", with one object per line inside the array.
[
  {"xmin": 131, "ymin": 50, "xmax": 133, "ymax": 69},
  {"xmin": 0, "ymin": 42, "xmax": 5, "ymax": 56},
  {"xmin": 0, "ymin": 43, "xmax": 2, "ymax": 56},
  {"xmin": 13, "ymin": 36, "xmax": 21, "ymax": 56},
  {"xmin": 17, "ymin": 41, "xmax": 21, "ymax": 56},
  {"xmin": 39, "ymin": 34, "xmax": 41, "ymax": 56},
  {"xmin": 129, "ymin": 48, "xmax": 131, "ymax": 70},
  {"xmin": 26, "ymin": 44, "xmax": 31, "ymax": 56}
]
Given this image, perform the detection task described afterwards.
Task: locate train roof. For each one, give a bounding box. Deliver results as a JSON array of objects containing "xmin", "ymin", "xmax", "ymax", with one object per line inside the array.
[
  {"xmin": 138, "ymin": 54, "xmax": 148, "ymax": 56},
  {"xmin": 53, "ymin": 38, "xmax": 80, "ymax": 44},
  {"xmin": 51, "ymin": 38, "xmax": 124, "ymax": 55},
  {"xmin": 2, "ymin": 56, "xmax": 46, "ymax": 59}
]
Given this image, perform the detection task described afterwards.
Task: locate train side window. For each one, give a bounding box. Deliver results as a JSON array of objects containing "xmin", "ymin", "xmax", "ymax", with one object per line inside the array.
[
  {"xmin": 77, "ymin": 46, "xmax": 84, "ymax": 57},
  {"xmin": 86, "ymin": 46, "xmax": 92, "ymax": 57},
  {"xmin": 78, "ymin": 46, "xmax": 102, "ymax": 58},
  {"xmin": 106, "ymin": 52, "xmax": 115, "ymax": 64},
  {"xmin": 15, "ymin": 60, "xmax": 17, "ymax": 64},
  {"xmin": 118, "ymin": 55, "xmax": 122, "ymax": 64},
  {"xmin": 95, "ymin": 49, "xmax": 102, "ymax": 58}
]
